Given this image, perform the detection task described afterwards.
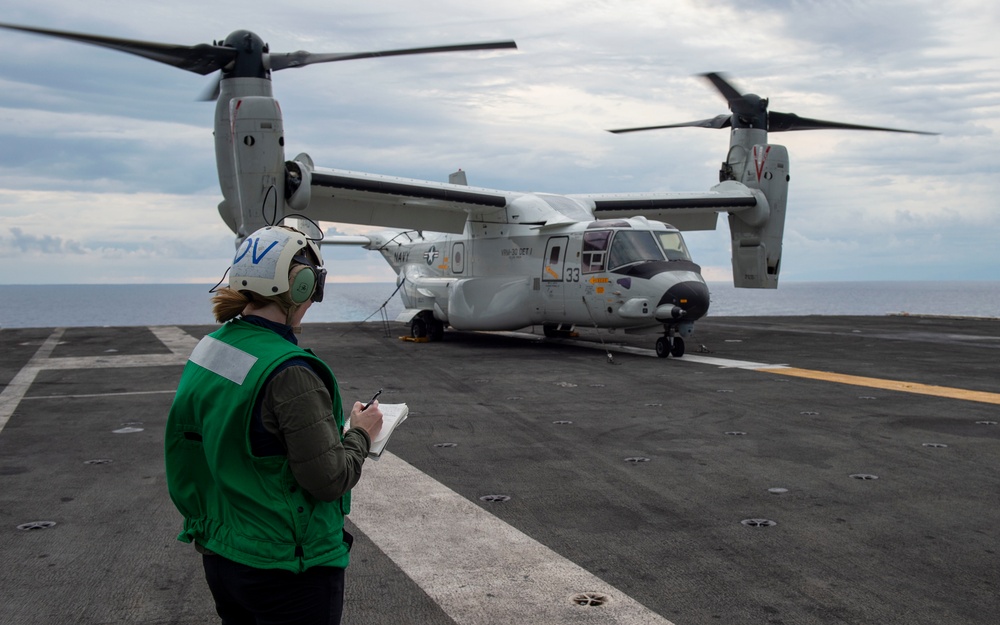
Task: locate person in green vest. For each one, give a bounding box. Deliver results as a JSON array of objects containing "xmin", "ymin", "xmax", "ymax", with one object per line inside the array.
[{"xmin": 165, "ymin": 224, "xmax": 383, "ymax": 625}]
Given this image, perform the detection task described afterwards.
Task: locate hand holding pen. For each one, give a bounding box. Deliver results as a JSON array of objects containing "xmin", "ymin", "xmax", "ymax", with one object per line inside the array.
[
  {"xmin": 362, "ymin": 388, "xmax": 382, "ymax": 410},
  {"xmin": 351, "ymin": 388, "xmax": 383, "ymax": 440}
]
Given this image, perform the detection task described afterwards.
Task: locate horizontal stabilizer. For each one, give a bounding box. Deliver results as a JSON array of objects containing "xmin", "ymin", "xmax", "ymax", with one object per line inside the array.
[{"xmin": 321, "ymin": 236, "xmax": 372, "ymax": 246}]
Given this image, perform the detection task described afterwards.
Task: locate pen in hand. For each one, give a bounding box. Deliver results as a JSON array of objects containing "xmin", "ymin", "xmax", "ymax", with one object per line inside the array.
[{"xmin": 362, "ymin": 389, "xmax": 382, "ymax": 411}]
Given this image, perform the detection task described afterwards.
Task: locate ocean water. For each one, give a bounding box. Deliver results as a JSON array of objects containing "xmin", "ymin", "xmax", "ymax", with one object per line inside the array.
[{"xmin": 0, "ymin": 281, "xmax": 998, "ymax": 329}]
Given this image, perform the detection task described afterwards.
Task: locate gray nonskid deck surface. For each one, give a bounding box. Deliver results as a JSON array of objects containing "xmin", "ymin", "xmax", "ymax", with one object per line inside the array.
[{"xmin": 0, "ymin": 316, "xmax": 997, "ymax": 624}]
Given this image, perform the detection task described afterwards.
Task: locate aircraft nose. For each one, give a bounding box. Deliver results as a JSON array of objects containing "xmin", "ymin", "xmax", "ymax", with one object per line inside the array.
[{"xmin": 655, "ymin": 280, "xmax": 710, "ymax": 322}]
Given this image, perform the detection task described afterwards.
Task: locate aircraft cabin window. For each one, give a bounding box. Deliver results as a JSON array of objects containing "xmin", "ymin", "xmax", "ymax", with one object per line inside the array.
[
  {"xmin": 657, "ymin": 232, "xmax": 693, "ymax": 261},
  {"xmin": 549, "ymin": 246, "xmax": 561, "ymax": 264},
  {"xmin": 608, "ymin": 231, "xmax": 666, "ymax": 270},
  {"xmin": 582, "ymin": 230, "xmax": 611, "ymax": 273}
]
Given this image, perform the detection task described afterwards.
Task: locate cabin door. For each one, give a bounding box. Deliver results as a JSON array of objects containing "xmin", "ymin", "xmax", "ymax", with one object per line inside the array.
[{"xmin": 542, "ymin": 236, "xmax": 568, "ymax": 316}]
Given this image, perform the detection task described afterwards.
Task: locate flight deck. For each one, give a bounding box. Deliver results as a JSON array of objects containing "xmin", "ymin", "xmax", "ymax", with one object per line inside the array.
[{"xmin": 1, "ymin": 315, "xmax": 998, "ymax": 624}]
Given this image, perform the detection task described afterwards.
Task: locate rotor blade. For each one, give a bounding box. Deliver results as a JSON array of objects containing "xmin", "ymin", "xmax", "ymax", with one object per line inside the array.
[
  {"xmin": 768, "ymin": 111, "xmax": 938, "ymax": 135},
  {"xmin": 701, "ymin": 71, "xmax": 760, "ymax": 116},
  {"xmin": 608, "ymin": 114, "xmax": 732, "ymax": 134},
  {"xmin": 268, "ymin": 40, "xmax": 517, "ymax": 71},
  {"xmin": 0, "ymin": 22, "xmax": 235, "ymax": 75},
  {"xmin": 702, "ymin": 72, "xmax": 743, "ymax": 103}
]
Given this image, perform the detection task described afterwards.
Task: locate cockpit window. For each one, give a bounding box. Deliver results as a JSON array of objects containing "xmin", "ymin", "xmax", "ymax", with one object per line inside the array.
[
  {"xmin": 608, "ymin": 231, "xmax": 666, "ymax": 270},
  {"xmin": 657, "ymin": 232, "xmax": 693, "ymax": 261},
  {"xmin": 582, "ymin": 230, "xmax": 611, "ymax": 273}
]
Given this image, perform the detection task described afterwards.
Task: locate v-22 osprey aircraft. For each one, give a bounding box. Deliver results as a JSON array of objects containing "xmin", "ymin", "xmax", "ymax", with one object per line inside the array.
[{"xmin": 0, "ymin": 23, "xmax": 934, "ymax": 357}]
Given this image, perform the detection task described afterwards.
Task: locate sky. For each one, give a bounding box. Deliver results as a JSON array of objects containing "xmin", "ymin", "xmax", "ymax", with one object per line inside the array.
[{"xmin": 0, "ymin": 0, "xmax": 997, "ymax": 285}]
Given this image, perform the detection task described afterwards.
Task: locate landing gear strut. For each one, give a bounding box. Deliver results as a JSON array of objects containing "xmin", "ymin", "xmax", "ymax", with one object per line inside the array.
[
  {"xmin": 410, "ymin": 310, "xmax": 445, "ymax": 341},
  {"xmin": 655, "ymin": 330, "xmax": 685, "ymax": 358}
]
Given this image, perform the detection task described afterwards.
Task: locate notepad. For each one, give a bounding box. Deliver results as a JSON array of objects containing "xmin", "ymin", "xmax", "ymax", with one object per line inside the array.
[
  {"xmin": 368, "ymin": 403, "xmax": 408, "ymax": 458},
  {"xmin": 344, "ymin": 404, "xmax": 409, "ymax": 460},
  {"xmin": 345, "ymin": 403, "xmax": 408, "ymax": 459}
]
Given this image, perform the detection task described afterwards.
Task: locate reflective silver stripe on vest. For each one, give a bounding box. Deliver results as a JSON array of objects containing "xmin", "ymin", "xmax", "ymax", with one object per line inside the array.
[{"xmin": 188, "ymin": 336, "xmax": 258, "ymax": 385}]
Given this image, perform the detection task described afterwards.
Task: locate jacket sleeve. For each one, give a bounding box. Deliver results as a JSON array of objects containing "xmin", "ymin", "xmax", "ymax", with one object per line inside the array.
[{"xmin": 260, "ymin": 365, "xmax": 371, "ymax": 502}]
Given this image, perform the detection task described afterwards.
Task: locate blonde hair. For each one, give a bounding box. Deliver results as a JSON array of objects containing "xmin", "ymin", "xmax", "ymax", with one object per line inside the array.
[
  {"xmin": 211, "ymin": 264, "xmax": 311, "ymax": 323},
  {"xmin": 211, "ymin": 287, "xmax": 253, "ymax": 323}
]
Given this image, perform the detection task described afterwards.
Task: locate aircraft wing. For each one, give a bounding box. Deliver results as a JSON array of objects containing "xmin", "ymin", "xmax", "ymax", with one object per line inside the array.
[
  {"xmin": 303, "ymin": 167, "xmax": 761, "ymax": 234},
  {"xmin": 568, "ymin": 182, "xmax": 760, "ymax": 231},
  {"xmin": 305, "ymin": 168, "xmax": 513, "ymax": 234}
]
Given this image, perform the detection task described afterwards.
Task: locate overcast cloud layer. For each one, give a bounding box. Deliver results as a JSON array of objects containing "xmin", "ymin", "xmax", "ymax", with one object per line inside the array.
[{"xmin": 1, "ymin": 0, "xmax": 997, "ymax": 285}]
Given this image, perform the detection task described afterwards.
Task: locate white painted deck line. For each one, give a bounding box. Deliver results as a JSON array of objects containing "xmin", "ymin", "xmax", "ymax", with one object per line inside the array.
[
  {"xmin": 0, "ymin": 327, "xmax": 65, "ymax": 435},
  {"xmin": 350, "ymin": 452, "xmax": 677, "ymax": 625},
  {"xmin": 0, "ymin": 327, "xmax": 194, "ymax": 434},
  {"xmin": 487, "ymin": 330, "xmax": 788, "ymax": 369},
  {"xmin": 149, "ymin": 325, "xmax": 200, "ymax": 356}
]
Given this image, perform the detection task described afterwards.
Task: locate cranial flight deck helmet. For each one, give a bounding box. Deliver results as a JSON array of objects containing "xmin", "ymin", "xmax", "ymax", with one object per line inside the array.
[{"xmin": 230, "ymin": 225, "xmax": 327, "ymax": 304}]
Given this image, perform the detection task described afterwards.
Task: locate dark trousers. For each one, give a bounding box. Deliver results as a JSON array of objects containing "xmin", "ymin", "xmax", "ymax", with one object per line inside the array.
[{"xmin": 202, "ymin": 554, "xmax": 345, "ymax": 625}]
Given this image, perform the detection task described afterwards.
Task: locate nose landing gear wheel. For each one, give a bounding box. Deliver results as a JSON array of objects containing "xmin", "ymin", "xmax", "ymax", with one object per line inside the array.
[
  {"xmin": 655, "ymin": 336, "xmax": 686, "ymax": 358},
  {"xmin": 655, "ymin": 337, "xmax": 669, "ymax": 358},
  {"xmin": 670, "ymin": 336, "xmax": 685, "ymax": 357}
]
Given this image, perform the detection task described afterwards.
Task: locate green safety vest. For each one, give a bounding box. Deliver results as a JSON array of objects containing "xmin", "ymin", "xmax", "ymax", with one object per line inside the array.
[{"xmin": 165, "ymin": 319, "xmax": 351, "ymax": 572}]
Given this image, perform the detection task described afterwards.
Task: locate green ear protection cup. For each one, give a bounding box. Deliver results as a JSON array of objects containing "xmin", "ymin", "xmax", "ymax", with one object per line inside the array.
[
  {"xmin": 291, "ymin": 252, "xmax": 326, "ymax": 303},
  {"xmin": 290, "ymin": 266, "xmax": 317, "ymax": 304}
]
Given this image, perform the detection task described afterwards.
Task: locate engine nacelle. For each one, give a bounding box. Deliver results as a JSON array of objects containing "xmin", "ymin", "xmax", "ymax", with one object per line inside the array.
[
  {"xmin": 230, "ymin": 96, "xmax": 287, "ymax": 239},
  {"xmin": 729, "ymin": 144, "xmax": 789, "ymax": 288}
]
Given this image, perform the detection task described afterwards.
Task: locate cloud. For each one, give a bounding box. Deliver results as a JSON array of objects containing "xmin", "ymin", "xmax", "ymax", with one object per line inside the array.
[
  {"xmin": 5, "ymin": 227, "xmax": 86, "ymax": 255},
  {"xmin": 0, "ymin": 0, "xmax": 997, "ymax": 286}
]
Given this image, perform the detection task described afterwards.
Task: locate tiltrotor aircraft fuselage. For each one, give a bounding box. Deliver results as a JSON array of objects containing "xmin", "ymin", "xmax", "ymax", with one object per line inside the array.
[{"xmin": 356, "ymin": 212, "xmax": 710, "ymax": 356}]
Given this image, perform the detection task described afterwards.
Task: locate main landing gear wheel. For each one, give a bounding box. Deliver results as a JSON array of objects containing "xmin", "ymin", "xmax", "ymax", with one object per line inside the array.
[
  {"xmin": 411, "ymin": 311, "xmax": 444, "ymax": 341},
  {"xmin": 428, "ymin": 318, "xmax": 445, "ymax": 341},
  {"xmin": 655, "ymin": 336, "xmax": 685, "ymax": 358}
]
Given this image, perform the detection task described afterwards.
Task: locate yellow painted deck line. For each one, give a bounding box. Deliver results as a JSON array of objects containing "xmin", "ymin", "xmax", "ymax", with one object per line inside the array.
[
  {"xmin": 489, "ymin": 333, "xmax": 1000, "ymax": 405},
  {"xmin": 762, "ymin": 367, "xmax": 1000, "ymax": 405}
]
